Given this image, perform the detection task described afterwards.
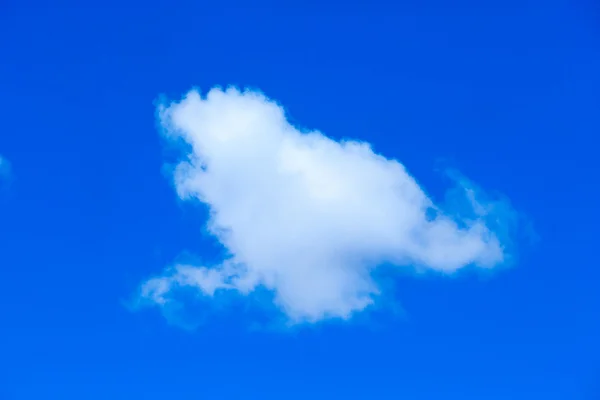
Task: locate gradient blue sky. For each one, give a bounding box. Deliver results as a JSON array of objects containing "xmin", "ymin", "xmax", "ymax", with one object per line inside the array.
[{"xmin": 1, "ymin": 0, "xmax": 599, "ymax": 399}]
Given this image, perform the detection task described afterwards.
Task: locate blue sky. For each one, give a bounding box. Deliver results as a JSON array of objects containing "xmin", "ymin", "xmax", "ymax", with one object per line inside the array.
[{"xmin": 1, "ymin": 0, "xmax": 599, "ymax": 398}]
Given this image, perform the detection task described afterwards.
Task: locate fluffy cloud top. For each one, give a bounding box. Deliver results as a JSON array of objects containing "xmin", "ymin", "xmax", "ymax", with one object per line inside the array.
[{"xmin": 140, "ymin": 87, "xmax": 509, "ymax": 323}]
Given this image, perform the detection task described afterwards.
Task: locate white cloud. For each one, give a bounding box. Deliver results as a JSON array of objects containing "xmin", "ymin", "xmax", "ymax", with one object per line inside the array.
[{"xmin": 139, "ymin": 87, "xmax": 511, "ymax": 323}]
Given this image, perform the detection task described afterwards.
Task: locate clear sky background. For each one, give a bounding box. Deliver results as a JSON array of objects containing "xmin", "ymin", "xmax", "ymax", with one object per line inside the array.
[{"xmin": 1, "ymin": 0, "xmax": 599, "ymax": 399}]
